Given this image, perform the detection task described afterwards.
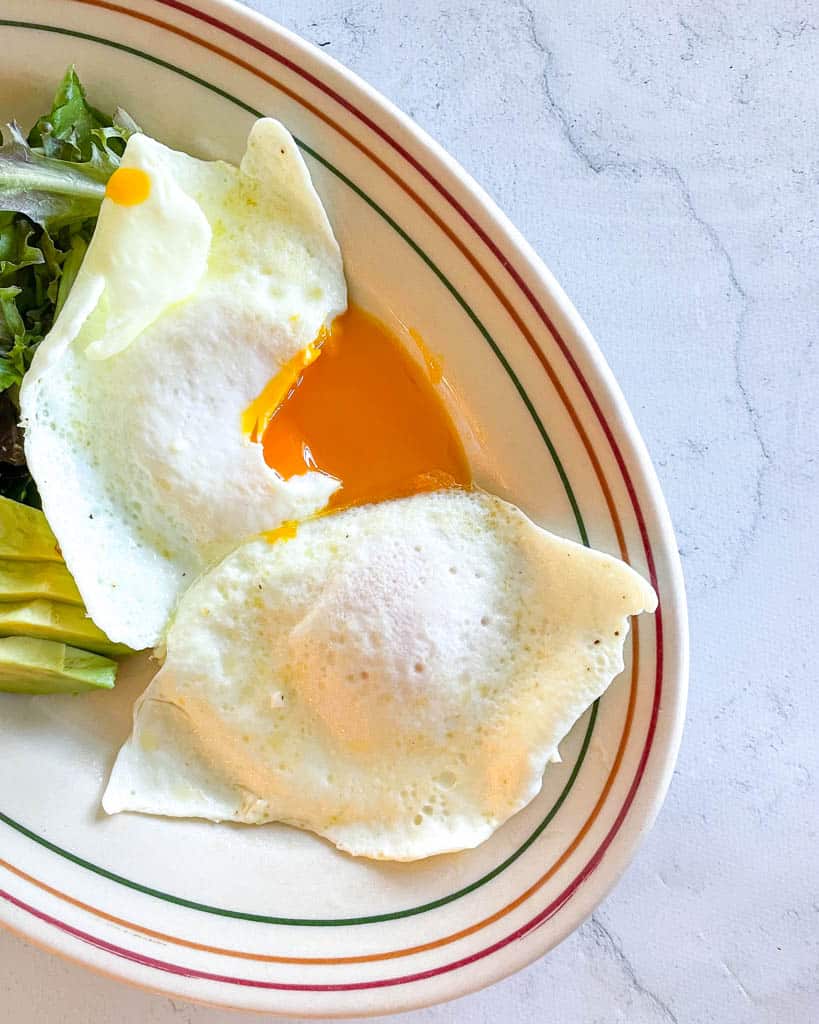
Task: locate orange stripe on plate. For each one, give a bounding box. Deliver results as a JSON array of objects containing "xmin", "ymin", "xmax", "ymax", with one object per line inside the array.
[
  {"xmin": 0, "ymin": 630, "xmax": 637, "ymax": 965},
  {"xmin": 0, "ymin": 0, "xmax": 641, "ymax": 966}
]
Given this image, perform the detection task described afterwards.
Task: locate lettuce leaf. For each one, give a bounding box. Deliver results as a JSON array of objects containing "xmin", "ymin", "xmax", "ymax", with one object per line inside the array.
[
  {"xmin": 28, "ymin": 65, "xmax": 113, "ymax": 161},
  {"xmin": 0, "ymin": 121, "xmax": 107, "ymax": 229},
  {"xmin": 0, "ymin": 66, "xmax": 136, "ymax": 230}
]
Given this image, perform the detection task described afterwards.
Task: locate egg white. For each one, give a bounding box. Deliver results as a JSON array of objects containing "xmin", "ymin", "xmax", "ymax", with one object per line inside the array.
[
  {"xmin": 103, "ymin": 489, "xmax": 657, "ymax": 861},
  {"xmin": 21, "ymin": 120, "xmax": 346, "ymax": 649}
]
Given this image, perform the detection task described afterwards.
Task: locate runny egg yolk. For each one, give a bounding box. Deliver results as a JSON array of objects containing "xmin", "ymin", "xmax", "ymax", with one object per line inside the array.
[
  {"xmin": 242, "ymin": 337, "xmax": 323, "ymax": 442},
  {"xmin": 105, "ymin": 167, "xmax": 151, "ymax": 206},
  {"xmin": 263, "ymin": 520, "xmax": 299, "ymax": 544},
  {"xmin": 260, "ymin": 305, "xmax": 471, "ymax": 511}
]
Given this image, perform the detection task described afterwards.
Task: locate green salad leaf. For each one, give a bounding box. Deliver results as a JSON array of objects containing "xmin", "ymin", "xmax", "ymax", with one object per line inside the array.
[
  {"xmin": 0, "ymin": 67, "xmax": 137, "ymax": 507},
  {"xmin": 28, "ymin": 65, "xmax": 112, "ymax": 160},
  {"xmin": 0, "ymin": 121, "xmax": 107, "ymax": 229}
]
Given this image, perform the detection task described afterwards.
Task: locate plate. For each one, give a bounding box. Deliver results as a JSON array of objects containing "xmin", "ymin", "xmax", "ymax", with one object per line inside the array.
[{"xmin": 0, "ymin": 0, "xmax": 688, "ymax": 1015}]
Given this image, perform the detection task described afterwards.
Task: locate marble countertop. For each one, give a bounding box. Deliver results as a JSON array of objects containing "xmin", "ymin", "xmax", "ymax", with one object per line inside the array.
[{"xmin": 2, "ymin": 1, "xmax": 816, "ymax": 1021}]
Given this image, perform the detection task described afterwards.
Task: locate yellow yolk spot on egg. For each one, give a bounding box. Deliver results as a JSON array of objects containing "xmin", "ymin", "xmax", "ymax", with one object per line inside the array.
[
  {"xmin": 261, "ymin": 305, "xmax": 471, "ymax": 511},
  {"xmin": 105, "ymin": 167, "xmax": 151, "ymax": 206},
  {"xmin": 263, "ymin": 520, "xmax": 299, "ymax": 544}
]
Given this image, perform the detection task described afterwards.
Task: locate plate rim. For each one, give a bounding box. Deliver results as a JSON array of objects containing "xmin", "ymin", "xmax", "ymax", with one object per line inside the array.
[{"xmin": 0, "ymin": 0, "xmax": 689, "ymax": 1014}]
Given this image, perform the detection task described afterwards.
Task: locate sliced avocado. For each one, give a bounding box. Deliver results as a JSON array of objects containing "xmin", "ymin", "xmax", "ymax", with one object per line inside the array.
[
  {"xmin": 0, "ymin": 495, "xmax": 62, "ymax": 563},
  {"xmin": 0, "ymin": 636, "xmax": 116, "ymax": 694},
  {"xmin": 0, "ymin": 599, "xmax": 131, "ymax": 657},
  {"xmin": 0, "ymin": 558, "xmax": 83, "ymax": 605}
]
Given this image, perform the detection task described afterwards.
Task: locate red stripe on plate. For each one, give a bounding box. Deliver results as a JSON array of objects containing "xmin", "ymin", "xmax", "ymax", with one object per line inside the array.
[{"xmin": 0, "ymin": 0, "xmax": 669, "ymax": 996}]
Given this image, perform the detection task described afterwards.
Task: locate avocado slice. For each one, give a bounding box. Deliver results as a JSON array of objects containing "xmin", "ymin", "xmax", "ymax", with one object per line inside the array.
[
  {"xmin": 0, "ymin": 636, "xmax": 116, "ymax": 694},
  {"xmin": 0, "ymin": 599, "xmax": 131, "ymax": 657},
  {"xmin": 0, "ymin": 495, "xmax": 62, "ymax": 563},
  {"xmin": 0, "ymin": 558, "xmax": 83, "ymax": 605}
]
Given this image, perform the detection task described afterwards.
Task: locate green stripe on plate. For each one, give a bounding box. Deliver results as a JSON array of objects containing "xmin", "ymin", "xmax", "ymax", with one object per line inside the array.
[{"xmin": 0, "ymin": 17, "xmax": 596, "ymax": 926}]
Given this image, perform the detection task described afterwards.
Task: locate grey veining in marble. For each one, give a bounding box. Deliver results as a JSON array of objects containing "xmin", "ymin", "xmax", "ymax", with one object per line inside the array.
[{"xmin": 2, "ymin": 2, "xmax": 817, "ymax": 1021}]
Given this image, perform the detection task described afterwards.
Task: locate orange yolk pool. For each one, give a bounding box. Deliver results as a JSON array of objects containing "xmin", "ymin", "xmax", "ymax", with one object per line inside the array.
[{"xmin": 260, "ymin": 305, "xmax": 471, "ymax": 510}]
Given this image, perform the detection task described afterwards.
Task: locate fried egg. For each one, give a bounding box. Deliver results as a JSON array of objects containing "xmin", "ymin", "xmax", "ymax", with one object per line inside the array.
[
  {"xmin": 20, "ymin": 119, "xmax": 346, "ymax": 650},
  {"xmin": 103, "ymin": 489, "xmax": 657, "ymax": 861}
]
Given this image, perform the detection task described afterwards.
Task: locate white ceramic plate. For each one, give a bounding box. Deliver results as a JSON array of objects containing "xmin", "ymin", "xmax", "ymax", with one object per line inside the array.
[{"xmin": 0, "ymin": 0, "xmax": 688, "ymax": 1015}]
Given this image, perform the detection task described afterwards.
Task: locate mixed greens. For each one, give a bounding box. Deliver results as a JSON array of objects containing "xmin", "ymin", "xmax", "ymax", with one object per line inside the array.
[{"xmin": 0, "ymin": 67, "xmax": 136, "ymax": 505}]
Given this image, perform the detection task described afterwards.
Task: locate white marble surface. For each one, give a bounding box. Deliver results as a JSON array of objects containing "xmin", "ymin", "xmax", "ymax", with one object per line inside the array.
[{"xmin": 2, "ymin": 1, "xmax": 817, "ymax": 1021}]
